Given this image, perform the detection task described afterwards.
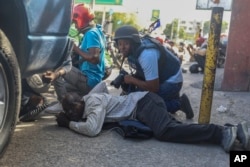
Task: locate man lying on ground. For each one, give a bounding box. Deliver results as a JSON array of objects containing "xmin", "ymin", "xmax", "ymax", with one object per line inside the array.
[{"xmin": 56, "ymin": 82, "xmax": 249, "ymax": 153}]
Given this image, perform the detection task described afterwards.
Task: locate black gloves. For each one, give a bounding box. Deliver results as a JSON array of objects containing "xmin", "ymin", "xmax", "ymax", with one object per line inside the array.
[{"xmin": 56, "ymin": 112, "xmax": 70, "ymax": 128}]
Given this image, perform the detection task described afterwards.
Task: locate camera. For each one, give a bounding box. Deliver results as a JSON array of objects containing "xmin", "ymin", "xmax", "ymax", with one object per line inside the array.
[{"xmin": 110, "ymin": 69, "xmax": 128, "ymax": 89}]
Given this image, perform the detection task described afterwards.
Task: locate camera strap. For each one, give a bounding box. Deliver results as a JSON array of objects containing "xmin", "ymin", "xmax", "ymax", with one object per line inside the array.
[{"xmin": 119, "ymin": 55, "xmax": 126, "ymax": 71}]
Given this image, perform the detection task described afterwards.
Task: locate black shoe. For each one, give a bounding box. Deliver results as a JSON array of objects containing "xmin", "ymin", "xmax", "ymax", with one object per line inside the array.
[
  {"xmin": 19, "ymin": 103, "xmax": 49, "ymax": 122},
  {"xmin": 180, "ymin": 93, "xmax": 194, "ymax": 119}
]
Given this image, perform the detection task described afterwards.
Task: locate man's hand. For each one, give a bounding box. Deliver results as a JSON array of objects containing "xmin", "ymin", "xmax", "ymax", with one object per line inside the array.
[
  {"xmin": 42, "ymin": 71, "xmax": 59, "ymax": 82},
  {"xmin": 73, "ymin": 43, "xmax": 79, "ymax": 53},
  {"xmin": 124, "ymin": 75, "xmax": 159, "ymax": 92},
  {"xmin": 56, "ymin": 112, "xmax": 70, "ymax": 128},
  {"xmin": 123, "ymin": 75, "xmax": 134, "ymax": 84}
]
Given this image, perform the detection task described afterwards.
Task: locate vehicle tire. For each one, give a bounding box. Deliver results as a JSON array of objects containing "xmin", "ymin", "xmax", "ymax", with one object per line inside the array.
[{"xmin": 0, "ymin": 29, "xmax": 21, "ymax": 157}]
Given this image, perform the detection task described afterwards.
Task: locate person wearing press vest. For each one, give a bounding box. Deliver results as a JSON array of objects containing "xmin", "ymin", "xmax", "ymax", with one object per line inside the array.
[{"xmin": 112, "ymin": 25, "xmax": 193, "ymax": 119}]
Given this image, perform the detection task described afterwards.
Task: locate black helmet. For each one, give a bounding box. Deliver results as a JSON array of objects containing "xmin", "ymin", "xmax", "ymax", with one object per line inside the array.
[{"xmin": 114, "ymin": 25, "xmax": 141, "ymax": 44}]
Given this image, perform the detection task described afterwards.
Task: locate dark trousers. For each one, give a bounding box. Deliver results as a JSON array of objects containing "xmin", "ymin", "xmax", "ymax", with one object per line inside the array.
[
  {"xmin": 135, "ymin": 92, "xmax": 223, "ymax": 144},
  {"xmin": 194, "ymin": 54, "xmax": 205, "ymax": 72},
  {"xmin": 54, "ymin": 66, "xmax": 91, "ymax": 102},
  {"xmin": 157, "ymin": 82, "xmax": 182, "ymax": 114}
]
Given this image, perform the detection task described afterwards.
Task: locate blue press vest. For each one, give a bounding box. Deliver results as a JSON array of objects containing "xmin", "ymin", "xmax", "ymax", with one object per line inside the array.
[{"xmin": 127, "ymin": 37, "xmax": 181, "ymax": 83}]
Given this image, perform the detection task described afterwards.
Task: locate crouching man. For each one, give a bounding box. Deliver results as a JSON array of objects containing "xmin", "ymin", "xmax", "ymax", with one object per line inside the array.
[{"xmin": 56, "ymin": 82, "xmax": 249, "ymax": 153}]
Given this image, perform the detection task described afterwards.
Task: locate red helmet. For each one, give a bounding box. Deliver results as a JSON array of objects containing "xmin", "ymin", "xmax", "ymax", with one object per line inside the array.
[
  {"xmin": 155, "ymin": 37, "xmax": 163, "ymax": 44},
  {"xmin": 196, "ymin": 37, "xmax": 205, "ymax": 46},
  {"xmin": 72, "ymin": 3, "xmax": 95, "ymax": 30}
]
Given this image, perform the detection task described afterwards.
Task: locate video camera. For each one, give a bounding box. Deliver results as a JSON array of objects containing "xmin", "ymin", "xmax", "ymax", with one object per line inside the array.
[{"xmin": 110, "ymin": 69, "xmax": 128, "ymax": 89}]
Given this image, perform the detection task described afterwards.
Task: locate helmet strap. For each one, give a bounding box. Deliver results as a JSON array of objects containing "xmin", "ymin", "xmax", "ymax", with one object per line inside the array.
[
  {"xmin": 78, "ymin": 22, "xmax": 95, "ymax": 34},
  {"xmin": 78, "ymin": 26, "xmax": 91, "ymax": 34}
]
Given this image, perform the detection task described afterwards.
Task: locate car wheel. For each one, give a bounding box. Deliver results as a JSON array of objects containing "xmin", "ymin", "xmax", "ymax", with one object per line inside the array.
[{"xmin": 0, "ymin": 29, "xmax": 21, "ymax": 157}]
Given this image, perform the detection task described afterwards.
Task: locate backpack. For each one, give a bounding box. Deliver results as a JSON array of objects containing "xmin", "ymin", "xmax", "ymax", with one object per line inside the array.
[
  {"xmin": 115, "ymin": 120, "xmax": 153, "ymax": 139},
  {"xmin": 103, "ymin": 120, "xmax": 153, "ymax": 139}
]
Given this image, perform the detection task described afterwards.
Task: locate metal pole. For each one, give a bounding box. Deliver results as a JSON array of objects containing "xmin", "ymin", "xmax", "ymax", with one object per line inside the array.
[
  {"xmin": 90, "ymin": 0, "xmax": 95, "ymax": 12},
  {"xmin": 170, "ymin": 20, "xmax": 174, "ymax": 40},
  {"xmin": 101, "ymin": 7, "xmax": 106, "ymax": 27},
  {"xmin": 176, "ymin": 18, "xmax": 180, "ymax": 40},
  {"xmin": 198, "ymin": 7, "xmax": 224, "ymax": 124}
]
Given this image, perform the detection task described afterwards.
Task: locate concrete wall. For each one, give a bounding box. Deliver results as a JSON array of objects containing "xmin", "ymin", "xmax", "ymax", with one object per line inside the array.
[{"xmin": 221, "ymin": 0, "xmax": 250, "ymax": 91}]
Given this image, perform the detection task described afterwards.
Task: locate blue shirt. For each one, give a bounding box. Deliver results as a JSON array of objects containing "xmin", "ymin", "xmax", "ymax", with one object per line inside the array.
[
  {"xmin": 139, "ymin": 48, "xmax": 183, "ymax": 83},
  {"xmin": 79, "ymin": 25, "xmax": 106, "ymax": 88}
]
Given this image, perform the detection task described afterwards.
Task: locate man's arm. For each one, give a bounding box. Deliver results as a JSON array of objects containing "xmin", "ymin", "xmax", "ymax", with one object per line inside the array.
[
  {"xmin": 42, "ymin": 54, "xmax": 72, "ymax": 82},
  {"xmin": 88, "ymin": 81, "xmax": 109, "ymax": 95},
  {"xmin": 73, "ymin": 44, "xmax": 100, "ymax": 64},
  {"xmin": 69, "ymin": 97, "xmax": 106, "ymax": 137},
  {"xmin": 194, "ymin": 48, "xmax": 206, "ymax": 56},
  {"xmin": 124, "ymin": 49, "xmax": 160, "ymax": 92},
  {"xmin": 124, "ymin": 75, "xmax": 159, "ymax": 92}
]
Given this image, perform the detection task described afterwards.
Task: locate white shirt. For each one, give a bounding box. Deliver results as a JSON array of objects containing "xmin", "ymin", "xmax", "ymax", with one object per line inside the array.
[{"xmin": 69, "ymin": 82, "xmax": 148, "ymax": 137}]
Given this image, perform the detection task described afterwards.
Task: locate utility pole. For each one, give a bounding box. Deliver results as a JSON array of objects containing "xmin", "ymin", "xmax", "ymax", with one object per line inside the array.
[
  {"xmin": 90, "ymin": 0, "xmax": 95, "ymax": 12},
  {"xmin": 198, "ymin": 7, "xmax": 224, "ymax": 124},
  {"xmin": 170, "ymin": 20, "xmax": 174, "ymax": 40}
]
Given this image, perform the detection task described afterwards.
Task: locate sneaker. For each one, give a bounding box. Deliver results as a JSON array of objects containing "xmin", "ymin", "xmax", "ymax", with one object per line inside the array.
[
  {"xmin": 180, "ymin": 93, "xmax": 194, "ymax": 119},
  {"xmin": 19, "ymin": 103, "xmax": 49, "ymax": 122},
  {"xmin": 44, "ymin": 102, "xmax": 63, "ymax": 114},
  {"xmin": 221, "ymin": 126, "xmax": 237, "ymax": 152},
  {"xmin": 237, "ymin": 121, "xmax": 249, "ymax": 150}
]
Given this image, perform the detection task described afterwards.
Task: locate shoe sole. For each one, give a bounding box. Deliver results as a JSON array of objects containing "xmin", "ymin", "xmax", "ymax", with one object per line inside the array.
[
  {"xmin": 181, "ymin": 94, "xmax": 194, "ymax": 119},
  {"xmin": 224, "ymin": 126, "xmax": 237, "ymax": 152},
  {"xmin": 237, "ymin": 121, "xmax": 249, "ymax": 150},
  {"xmin": 19, "ymin": 103, "xmax": 49, "ymax": 122}
]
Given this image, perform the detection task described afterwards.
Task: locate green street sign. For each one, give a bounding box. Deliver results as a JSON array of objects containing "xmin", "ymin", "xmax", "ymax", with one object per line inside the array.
[
  {"xmin": 75, "ymin": 0, "xmax": 123, "ymax": 5},
  {"xmin": 151, "ymin": 9, "xmax": 160, "ymax": 21}
]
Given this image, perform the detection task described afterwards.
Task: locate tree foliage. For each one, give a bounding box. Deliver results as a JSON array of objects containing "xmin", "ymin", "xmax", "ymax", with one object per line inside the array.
[
  {"xmin": 202, "ymin": 20, "xmax": 229, "ymax": 36},
  {"xmin": 112, "ymin": 12, "xmax": 139, "ymax": 32},
  {"xmin": 162, "ymin": 19, "xmax": 179, "ymax": 40},
  {"xmin": 178, "ymin": 27, "xmax": 186, "ymax": 39},
  {"xmin": 163, "ymin": 23, "xmax": 172, "ymax": 38},
  {"xmin": 203, "ymin": 21, "xmax": 210, "ymax": 36},
  {"xmin": 94, "ymin": 11, "xmax": 139, "ymax": 35}
]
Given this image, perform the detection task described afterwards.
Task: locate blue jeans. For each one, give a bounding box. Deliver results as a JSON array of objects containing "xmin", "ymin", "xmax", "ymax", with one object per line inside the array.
[{"xmin": 157, "ymin": 82, "xmax": 182, "ymax": 113}]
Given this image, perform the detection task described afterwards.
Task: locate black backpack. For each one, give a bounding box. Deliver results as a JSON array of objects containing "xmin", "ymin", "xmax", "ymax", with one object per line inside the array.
[{"xmin": 103, "ymin": 119, "xmax": 153, "ymax": 139}]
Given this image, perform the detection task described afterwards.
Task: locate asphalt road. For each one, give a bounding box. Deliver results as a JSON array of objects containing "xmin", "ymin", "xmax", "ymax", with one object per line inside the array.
[{"xmin": 0, "ymin": 64, "xmax": 249, "ymax": 167}]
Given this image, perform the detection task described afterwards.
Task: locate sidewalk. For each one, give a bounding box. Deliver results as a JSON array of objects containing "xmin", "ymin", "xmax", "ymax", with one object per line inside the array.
[
  {"xmin": 182, "ymin": 63, "xmax": 250, "ymax": 127},
  {"xmin": 181, "ymin": 62, "xmax": 250, "ymax": 151}
]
